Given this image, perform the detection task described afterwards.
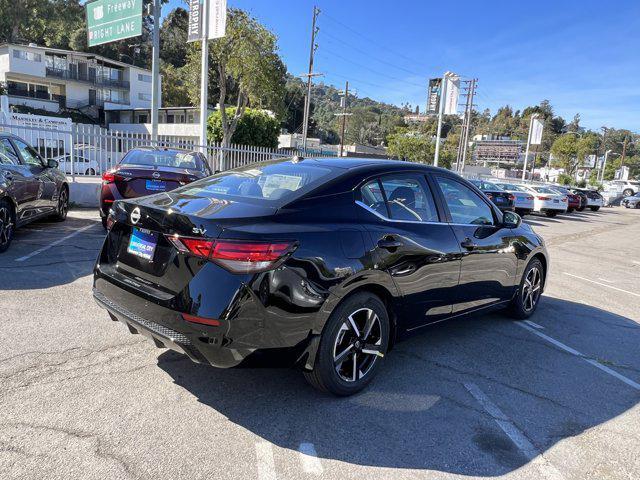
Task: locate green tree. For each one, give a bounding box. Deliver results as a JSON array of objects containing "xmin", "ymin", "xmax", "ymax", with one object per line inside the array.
[
  {"xmin": 550, "ymin": 134, "xmax": 579, "ymax": 174},
  {"xmin": 387, "ymin": 130, "xmax": 434, "ymax": 164},
  {"xmin": 160, "ymin": 62, "xmax": 191, "ymax": 107},
  {"xmin": 208, "ymin": 9, "xmax": 287, "ymax": 149},
  {"xmin": 207, "ymin": 108, "xmax": 280, "ymax": 148},
  {"xmin": 160, "ymin": 7, "xmax": 189, "ymax": 68}
]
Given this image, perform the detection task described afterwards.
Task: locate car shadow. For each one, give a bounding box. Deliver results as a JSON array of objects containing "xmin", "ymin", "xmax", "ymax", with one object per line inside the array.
[
  {"xmin": 0, "ymin": 213, "xmax": 103, "ymax": 290},
  {"xmin": 157, "ymin": 296, "xmax": 640, "ymax": 475}
]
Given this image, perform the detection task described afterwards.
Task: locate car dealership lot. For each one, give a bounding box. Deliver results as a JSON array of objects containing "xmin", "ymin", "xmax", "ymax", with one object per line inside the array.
[{"xmin": 1, "ymin": 208, "xmax": 639, "ymax": 480}]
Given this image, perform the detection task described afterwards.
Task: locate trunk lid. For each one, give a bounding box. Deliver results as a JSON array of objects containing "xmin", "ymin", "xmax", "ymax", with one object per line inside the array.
[
  {"xmin": 114, "ymin": 166, "xmax": 202, "ymax": 199},
  {"xmin": 101, "ymin": 193, "xmax": 277, "ymax": 294}
]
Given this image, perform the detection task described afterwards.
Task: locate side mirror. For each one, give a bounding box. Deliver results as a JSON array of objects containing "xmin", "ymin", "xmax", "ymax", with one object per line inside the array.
[
  {"xmin": 47, "ymin": 159, "xmax": 59, "ymax": 169},
  {"xmin": 502, "ymin": 210, "xmax": 521, "ymax": 228}
]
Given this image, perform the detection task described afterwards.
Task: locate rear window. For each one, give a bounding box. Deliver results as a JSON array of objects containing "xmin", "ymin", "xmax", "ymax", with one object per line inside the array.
[
  {"xmin": 179, "ymin": 159, "xmax": 334, "ymax": 203},
  {"xmin": 532, "ymin": 186, "xmax": 558, "ymax": 194},
  {"xmin": 121, "ymin": 149, "xmax": 207, "ymax": 171}
]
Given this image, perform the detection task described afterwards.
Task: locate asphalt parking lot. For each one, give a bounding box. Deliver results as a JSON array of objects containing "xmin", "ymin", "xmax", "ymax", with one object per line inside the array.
[{"xmin": 1, "ymin": 208, "xmax": 639, "ymax": 480}]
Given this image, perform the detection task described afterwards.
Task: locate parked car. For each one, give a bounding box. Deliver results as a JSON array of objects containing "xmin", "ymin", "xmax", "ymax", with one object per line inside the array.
[
  {"xmin": 54, "ymin": 154, "xmax": 99, "ymax": 175},
  {"xmin": 99, "ymin": 147, "xmax": 212, "ymax": 228},
  {"xmin": 522, "ymin": 185, "xmax": 568, "ymax": 217},
  {"xmin": 469, "ymin": 179, "xmax": 515, "ymax": 212},
  {"xmin": 606, "ymin": 179, "xmax": 640, "ymax": 198},
  {"xmin": 0, "ymin": 133, "xmax": 69, "ymax": 253},
  {"xmin": 549, "ymin": 186, "xmax": 581, "ymax": 213},
  {"xmin": 572, "ymin": 188, "xmax": 604, "ymax": 211},
  {"xmin": 621, "ymin": 192, "xmax": 640, "ymax": 208},
  {"xmin": 94, "ymin": 157, "xmax": 548, "ymax": 396},
  {"xmin": 493, "ymin": 182, "xmax": 535, "ymax": 216}
]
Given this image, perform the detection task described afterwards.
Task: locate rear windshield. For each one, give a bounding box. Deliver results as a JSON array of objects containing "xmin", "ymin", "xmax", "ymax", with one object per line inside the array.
[
  {"xmin": 532, "ymin": 186, "xmax": 558, "ymax": 194},
  {"xmin": 121, "ymin": 149, "xmax": 207, "ymax": 171},
  {"xmin": 179, "ymin": 159, "xmax": 335, "ymax": 204}
]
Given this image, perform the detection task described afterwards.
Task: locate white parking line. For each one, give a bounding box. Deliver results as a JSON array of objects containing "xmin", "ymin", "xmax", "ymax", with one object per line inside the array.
[
  {"xmin": 523, "ymin": 320, "xmax": 544, "ymax": 329},
  {"xmin": 255, "ymin": 442, "xmax": 277, "ymax": 480},
  {"xmin": 563, "ymin": 272, "xmax": 640, "ymax": 298},
  {"xmin": 298, "ymin": 443, "xmax": 323, "ymax": 474},
  {"xmin": 516, "ymin": 322, "xmax": 640, "ymax": 391},
  {"xmin": 15, "ymin": 224, "xmax": 95, "ymax": 262},
  {"xmin": 464, "ymin": 383, "xmax": 565, "ymax": 480}
]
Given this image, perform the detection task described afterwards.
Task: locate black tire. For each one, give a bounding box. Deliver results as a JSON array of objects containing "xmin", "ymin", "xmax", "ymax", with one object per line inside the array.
[
  {"xmin": 515, "ymin": 208, "xmax": 528, "ymax": 217},
  {"xmin": 623, "ymin": 189, "xmax": 634, "ymax": 197},
  {"xmin": 101, "ymin": 216, "xmax": 108, "ymax": 229},
  {"xmin": 545, "ymin": 210, "xmax": 557, "ymax": 217},
  {"xmin": 567, "ymin": 208, "xmax": 574, "ymax": 213},
  {"xmin": 86, "ymin": 168, "xmax": 96, "ymax": 175},
  {"xmin": 53, "ymin": 186, "xmax": 69, "ymax": 222},
  {"xmin": 0, "ymin": 198, "xmax": 15, "ymax": 253},
  {"xmin": 590, "ymin": 206, "xmax": 600, "ymax": 212},
  {"xmin": 303, "ymin": 292, "xmax": 390, "ymax": 396},
  {"xmin": 635, "ymin": 203, "xmax": 640, "ymax": 209},
  {"xmin": 506, "ymin": 258, "xmax": 544, "ymax": 320},
  {"xmin": 577, "ymin": 205, "xmax": 585, "ymax": 212}
]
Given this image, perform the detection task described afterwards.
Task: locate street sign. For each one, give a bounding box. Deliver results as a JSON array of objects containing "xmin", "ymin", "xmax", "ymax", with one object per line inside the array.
[{"xmin": 86, "ymin": 0, "xmax": 143, "ymax": 47}]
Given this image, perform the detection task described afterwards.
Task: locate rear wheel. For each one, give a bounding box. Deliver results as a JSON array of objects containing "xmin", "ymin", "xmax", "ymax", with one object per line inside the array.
[
  {"xmin": 506, "ymin": 258, "xmax": 544, "ymax": 319},
  {"xmin": 304, "ymin": 292, "xmax": 390, "ymax": 396},
  {"xmin": 567, "ymin": 208, "xmax": 574, "ymax": 213},
  {"xmin": 0, "ymin": 199, "xmax": 15, "ymax": 253},
  {"xmin": 86, "ymin": 168, "xmax": 96, "ymax": 175},
  {"xmin": 545, "ymin": 210, "xmax": 557, "ymax": 217},
  {"xmin": 590, "ymin": 206, "xmax": 600, "ymax": 211},
  {"xmin": 53, "ymin": 186, "xmax": 69, "ymax": 221}
]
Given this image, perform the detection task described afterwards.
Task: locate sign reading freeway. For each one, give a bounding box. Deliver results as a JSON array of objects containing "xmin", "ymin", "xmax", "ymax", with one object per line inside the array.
[{"xmin": 86, "ymin": 0, "xmax": 142, "ymax": 47}]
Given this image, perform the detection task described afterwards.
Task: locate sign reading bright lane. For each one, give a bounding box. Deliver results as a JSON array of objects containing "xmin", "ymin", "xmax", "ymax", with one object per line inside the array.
[{"xmin": 86, "ymin": 0, "xmax": 143, "ymax": 47}]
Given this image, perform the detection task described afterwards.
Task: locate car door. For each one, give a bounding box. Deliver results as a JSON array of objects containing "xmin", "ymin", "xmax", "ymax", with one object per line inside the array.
[
  {"xmin": 0, "ymin": 138, "xmax": 34, "ymax": 220},
  {"xmin": 359, "ymin": 172, "xmax": 462, "ymax": 329},
  {"xmin": 11, "ymin": 138, "xmax": 57, "ymax": 211},
  {"xmin": 431, "ymin": 174, "xmax": 519, "ymax": 315}
]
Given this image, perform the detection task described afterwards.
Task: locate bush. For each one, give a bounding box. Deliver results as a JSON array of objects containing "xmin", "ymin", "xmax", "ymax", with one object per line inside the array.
[
  {"xmin": 207, "ymin": 108, "xmax": 280, "ymax": 148},
  {"xmin": 557, "ymin": 173, "xmax": 574, "ymax": 185},
  {"xmin": 576, "ymin": 179, "xmax": 587, "ymax": 188}
]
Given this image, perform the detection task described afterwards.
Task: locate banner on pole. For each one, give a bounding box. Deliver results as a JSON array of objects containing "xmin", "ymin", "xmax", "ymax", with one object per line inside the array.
[
  {"xmin": 207, "ymin": 0, "xmax": 227, "ymax": 39},
  {"xmin": 427, "ymin": 78, "xmax": 441, "ymax": 115},
  {"xmin": 187, "ymin": 0, "xmax": 204, "ymax": 42},
  {"xmin": 443, "ymin": 75, "xmax": 460, "ymax": 115},
  {"xmin": 530, "ymin": 118, "xmax": 544, "ymax": 145},
  {"xmin": 86, "ymin": 0, "xmax": 142, "ymax": 47}
]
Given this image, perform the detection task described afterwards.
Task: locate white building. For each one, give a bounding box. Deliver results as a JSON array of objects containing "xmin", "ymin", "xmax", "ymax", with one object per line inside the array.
[{"xmin": 0, "ymin": 43, "xmax": 157, "ymax": 121}]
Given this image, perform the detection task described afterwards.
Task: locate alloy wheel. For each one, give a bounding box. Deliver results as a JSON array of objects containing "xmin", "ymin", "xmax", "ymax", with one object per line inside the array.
[
  {"xmin": 522, "ymin": 266, "xmax": 542, "ymax": 312},
  {"xmin": 0, "ymin": 206, "xmax": 13, "ymax": 248},
  {"xmin": 332, "ymin": 307, "xmax": 383, "ymax": 382},
  {"xmin": 58, "ymin": 189, "xmax": 69, "ymax": 218}
]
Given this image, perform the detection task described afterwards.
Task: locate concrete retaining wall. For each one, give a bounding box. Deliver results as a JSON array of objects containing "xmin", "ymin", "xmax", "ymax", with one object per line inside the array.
[{"xmin": 67, "ymin": 176, "xmax": 100, "ymax": 208}]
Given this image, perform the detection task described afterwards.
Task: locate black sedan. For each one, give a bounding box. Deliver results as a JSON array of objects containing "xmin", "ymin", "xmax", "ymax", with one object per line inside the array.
[
  {"xmin": 469, "ymin": 179, "xmax": 515, "ymax": 212},
  {"xmin": 0, "ymin": 133, "xmax": 69, "ymax": 253},
  {"xmin": 94, "ymin": 158, "xmax": 548, "ymax": 395}
]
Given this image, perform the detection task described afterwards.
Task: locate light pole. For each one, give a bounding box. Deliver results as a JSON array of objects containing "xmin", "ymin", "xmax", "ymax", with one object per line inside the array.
[
  {"xmin": 521, "ymin": 113, "xmax": 540, "ymax": 181},
  {"xmin": 599, "ymin": 150, "xmax": 619, "ymax": 182}
]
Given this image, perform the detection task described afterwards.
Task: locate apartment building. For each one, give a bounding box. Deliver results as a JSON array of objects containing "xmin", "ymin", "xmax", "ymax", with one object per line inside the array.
[{"xmin": 0, "ymin": 43, "xmax": 158, "ymax": 122}]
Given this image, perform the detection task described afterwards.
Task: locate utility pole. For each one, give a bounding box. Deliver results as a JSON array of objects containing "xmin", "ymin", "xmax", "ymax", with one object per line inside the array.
[
  {"xmin": 620, "ymin": 136, "xmax": 628, "ymax": 167},
  {"xmin": 198, "ymin": 0, "xmax": 210, "ymax": 149},
  {"xmin": 455, "ymin": 80, "xmax": 472, "ymax": 172},
  {"xmin": 335, "ymin": 81, "xmax": 352, "ymax": 157},
  {"xmin": 460, "ymin": 78, "xmax": 478, "ymax": 173},
  {"xmin": 301, "ymin": 6, "xmax": 320, "ymax": 151},
  {"xmin": 433, "ymin": 73, "xmax": 449, "ymax": 167},
  {"xmin": 521, "ymin": 113, "xmax": 539, "ymax": 181},
  {"xmin": 150, "ymin": 0, "xmax": 161, "ymax": 143}
]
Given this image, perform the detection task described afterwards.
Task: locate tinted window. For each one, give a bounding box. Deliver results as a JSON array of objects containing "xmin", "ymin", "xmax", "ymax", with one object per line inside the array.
[
  {"xmin": 379, "ymin": 175, "xmax": 439, "ymax": 222},
  {"xmin": 435, "ymin": 176, "xmax": 495, "ymax": 226},
  {"xmin": 0, "ymin": 152, "xmax": 17, "ymax": 165},
  {"xmin": 121, "ymin": 149, "xmax": 207, "ymax": 171},
  {"xmin": 13, "ymin": 139, "xmax": 43, "ymax": 167},
  {"xmin": 0, "ymin": 139, "xmax": 20, "ymax": 164},
  {"xmin": 180, "ymin": 159, "xmax": 334, "ymax": 203},
  {"xmin": 360, "ymin": 179, "xmax": 387, "ymax": 217}
]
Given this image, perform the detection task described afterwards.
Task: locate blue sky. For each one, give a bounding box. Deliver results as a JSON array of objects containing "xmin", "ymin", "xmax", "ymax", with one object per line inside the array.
[{"xmin": 165, "ymin": 0, "xmax": 640, "ymax": 131}]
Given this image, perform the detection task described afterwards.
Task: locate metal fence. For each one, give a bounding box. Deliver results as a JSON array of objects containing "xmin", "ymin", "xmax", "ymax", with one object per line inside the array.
[{"xmin": 0, "ymin": 120, "xmax": 332, "ymax": 176}]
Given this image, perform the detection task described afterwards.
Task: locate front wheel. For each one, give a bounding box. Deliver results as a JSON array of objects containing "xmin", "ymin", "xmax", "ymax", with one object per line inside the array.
[
  {"xmin": 53, "ymin": 187, "xmax": 69, "ymax": 221},
  {"xmin": 623, "ymin": 189, "xmax": 634, "ymax": 197},
  {"xmin": 506, "ymin": 258, "xmax": 544, "ymax": 319},
  {"xmin": 304, "ymin": 292, "xmax": 390, "ymax": 396}
]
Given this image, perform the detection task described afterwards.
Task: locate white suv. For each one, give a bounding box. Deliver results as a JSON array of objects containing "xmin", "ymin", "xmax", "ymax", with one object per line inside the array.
[{"xmin": 606, "ymin": 180, "xmax": 640, "ymax": 197}]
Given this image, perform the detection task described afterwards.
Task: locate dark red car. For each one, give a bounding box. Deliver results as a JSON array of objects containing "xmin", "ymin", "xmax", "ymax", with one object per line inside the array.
[
  {"xmin": 550, "ymin": 186, "xmax": 581, "ymax": 213},
  {"xmin": 100, "ymin": 148, "xmax": 212, "ymax": 228}
]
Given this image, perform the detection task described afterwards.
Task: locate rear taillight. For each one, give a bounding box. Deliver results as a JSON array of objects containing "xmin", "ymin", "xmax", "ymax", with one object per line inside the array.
[
  {"xmin": 561, "ymin": 198, "xmax": 567, "ymax": 202},
  {"xmin": 106, "ymin": 215, "xmax": 116, "ymax": 231},
  {"xmin": 166, "ymin": 236, "xmax": 296, "ymax": 273},
  {"xmin": 508, "ymin": 194, "xmax": 515, "ymax": 201},
  {"xmin": 102, "ymin": 170, "xmax": 116, "ymax": 183},
  {"xmin": 485, "ymin": 193, "xmax": 493, "ymax": 199}
]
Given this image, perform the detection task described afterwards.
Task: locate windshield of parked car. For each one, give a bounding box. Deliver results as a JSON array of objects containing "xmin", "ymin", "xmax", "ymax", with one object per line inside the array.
[
  {"xmin": 498, "ymin": 183, "xmax": 528, "ymax": 192},
  {"xmin": 121, "ymin": 149, "xmax": 207, "ymax": 171},
  {"xmin": 179, "ymin": 159, "xmax": 335, "ymax": 204},
  {"xmin": 470, "ymin": 180, "xmax": 503, "ymax": 191}
]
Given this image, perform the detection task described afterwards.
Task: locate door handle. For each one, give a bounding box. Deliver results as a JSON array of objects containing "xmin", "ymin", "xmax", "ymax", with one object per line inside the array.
[
  {"xmin": 460, "ymin": 237, "xmax": 478, "ymax": 250},
  {"xmin": 377, "ymin": 237, "xmax": 402, "ymax": 250}
]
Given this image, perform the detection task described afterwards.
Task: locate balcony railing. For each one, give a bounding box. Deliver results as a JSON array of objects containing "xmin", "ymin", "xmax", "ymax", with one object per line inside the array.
[
  {"xmin": 45, "ymin": 67, "xmax": 130, "ymax": 89},
  {"xmin": 7, "ymin": 87, "xmax": 66, "ymax": 107}
]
